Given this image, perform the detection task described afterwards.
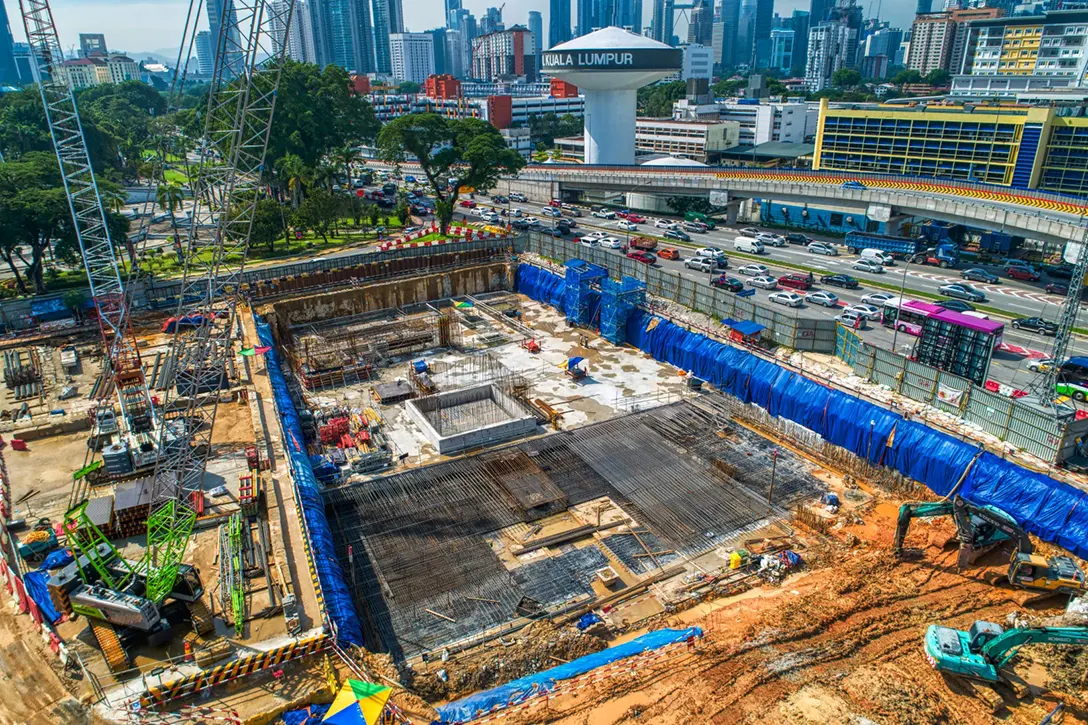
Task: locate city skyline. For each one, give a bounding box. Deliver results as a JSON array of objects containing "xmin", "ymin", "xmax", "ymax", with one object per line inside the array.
[{"xmin": 1, "ymin": 0, "xmax": 916, "ymax": 60}]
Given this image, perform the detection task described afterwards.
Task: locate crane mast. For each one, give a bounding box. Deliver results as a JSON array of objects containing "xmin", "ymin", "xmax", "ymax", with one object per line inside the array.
[
  {"xmin": 1040, "ymin": 231, "xmax": 1088, "ymax": 407},
  {"xmin": 145, "ymin": 0, "xmax": 294, "ymax": 599},
  {"xmin": 18, "ymin": 0, "xmax": 156, "ymax": 437}
]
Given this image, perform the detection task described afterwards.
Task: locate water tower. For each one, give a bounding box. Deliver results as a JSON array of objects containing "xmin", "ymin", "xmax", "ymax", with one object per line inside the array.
[{"xmin": 542, "ymin": 27, "xmax": 682, "ymax": 165}]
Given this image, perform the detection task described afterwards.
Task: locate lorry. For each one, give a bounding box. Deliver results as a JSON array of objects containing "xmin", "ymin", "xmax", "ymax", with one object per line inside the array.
[
  {"xmin": 684, "ymin": 211, "xmax": 717, "ymax": 230},
  {"xmin": 845, "ymin": 230, "xmax": 959, "ymax": 268},
  {"xmin": 628, "ymin": 236, "xmax": 658, "ymax": 252}
]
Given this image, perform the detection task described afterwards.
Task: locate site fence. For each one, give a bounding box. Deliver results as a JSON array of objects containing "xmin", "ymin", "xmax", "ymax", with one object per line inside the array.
[
  {"xmin": 525, "ymin": 233, "xmax": 838, "ymax": 352},
  {"xmin": 835, "ymin": 325, "xmax": 1085, "ymax": 464}
]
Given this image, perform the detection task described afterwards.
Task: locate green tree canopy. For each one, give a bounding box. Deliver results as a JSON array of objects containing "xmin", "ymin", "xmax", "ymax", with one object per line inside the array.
[
  {"xmin": 0, "ymin": 88, "xmax": 120, "ymax": 177},
  {"xmin": 924, "ymin": 68, "xmax": 951, "ymax": 86},
  {"xmin": 832, "ymin": 68, "xmax": 862, "ymax": 88},
  {"xmin": 637, "ymin": 81, "xmax": 687, "ymax": 117},
  {"xmin": 891, "ymin": 69, "xmax": 922, "ymax": 85},
  {"xmin": 377, "ymin": 114, "xmax": 525, "ymax": 234},
  {"xmin": 397, "ymin": 81, "xmax": 422, "ymax": 94}
]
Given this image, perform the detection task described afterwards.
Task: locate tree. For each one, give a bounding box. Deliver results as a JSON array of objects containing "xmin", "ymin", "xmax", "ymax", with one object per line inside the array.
[
  {"xmin": 397, "ymin": 81, "xmax": 422, "ymax": 94},
  {"xmin": 311, "ymin": 162, "xmax": 338, "ymax": 192},
  {"xmin": 924, "ymin": 68, "xmax": 950, "ymax": 86},
  {"xmin": 891, "ymin": 69, "xmax": 922, "ymax": 85},
  {"xmin": 396, "ymin": 203, "xmax": 411, "ymax": 226},
  {"xmin": 63, "ymin": 289, "xmax": 87, "ymax": 322},
  {"xmin": 637, "ymin": 81, "xmax": 687, "ymax": 117},
  {"xmin": 251, "ymin": 198, "xmax": 287, "ymax": 253},
  {"xmin": 378, "ymin": 114, "xmax": 525, "ymax": 235},
  {"xmin": 366, "ymin": 204, "xmax": 381, "ymax": 228},
  {"xmin": 295, "ymin": 189, "xmax": 339, "ymax": 243},
  {"xmin": 832, "ymin": 68, "xmax": 862, "ymax": 88},
  {"xmin": 712, "ymin": 77, "xmax": 747, "ymax": 97},
  {"xmin": 0, "ymin": 88, "xmax": 120, "ymax": 177},
  {"xmin": 331, "ymin": 144, "xmax": 362, "ymax": 188},
  {"xmin": 275, "ymin": 153, "xmax": 308, "ymax": 208}
]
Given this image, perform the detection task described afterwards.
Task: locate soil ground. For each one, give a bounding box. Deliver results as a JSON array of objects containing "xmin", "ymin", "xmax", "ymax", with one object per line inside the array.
[{"xmin": 493, "ymin": 503, "xmax": 1088, "ymax": 725}]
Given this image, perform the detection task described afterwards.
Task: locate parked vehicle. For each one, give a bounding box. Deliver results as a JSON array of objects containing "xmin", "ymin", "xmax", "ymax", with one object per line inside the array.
[
  {"xmin": 806, "ymin": 290, "xmax": 840, "ymax": 307},
  {"xmin": 627, "ymin": 250, "xmax": 656, "ymax": 264},
  {"xmin": 1011, "ymin": 317, "xmax": 1058, "ymax": 335},
  {"xmin": 734, "ymin": 236, "xmax": 765, "ymax": 254},
  {"xmin": 844, "ymin": 230, "xmax": 959, "ymax": 268},
  {"xmin": 658, "ymin": 247, "xmax": 680, "ymax": 260},
  {"xmin": 684, "ymin": 211, "xmax": 717, "ymax": 230},
  {"xmin": 777, "ymin": 273, "xmax": 813, "ymax": 291},
  {"xmin": 808, "ymin": 242, "xmax": 838, "ymax": 256},
  {"xmin": 685, "ymin": 258, "xmax": 716, "ymax": 272},
  {"xmin": 939, "ymin": 283, "xmax": 986, "ymax": 302},
  {"xmin": 738, "ymin": 263, "xmax": 769, "ymax": 277},
  {"xmin": 961, "ymin": 268, "xmax": 1000, "ymax": 284},
  {"xmin": 746, "ymin": 275, "xmax": 778, "ymax": 290},
  {"xmin": 711, "ymin": 275, "xmax": 744, "ymax": 292},
  {"xmin": 859, "ymin": 248, "xmax": 895, "ymax": 265},
  {"xmin": 852, "ymin": 258, "xmax": 885, "ymax": 274},
  {"xmin": 821, "ymin": 274, "xmax": 859, "ymax": 289},
  {"xmin": 769, "ymin": 291, "xmax": 804, "ymax": 307},
  {"xmin": 664, "ymin": 229, "xmax": 691, "ymax": 242}
]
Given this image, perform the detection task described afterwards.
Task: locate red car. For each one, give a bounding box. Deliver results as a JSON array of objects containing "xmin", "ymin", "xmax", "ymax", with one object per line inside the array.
[
  {"xmin": 627, "ymin": 250, "xmax": 656, "ymax": 265},
  {"xmin": 1007, "ymin": 266, "xmax": 1040, "ymax": 281},
  {"xmin": 1046, "ymin": 283, "xmax": 1069, "ymax": 295},
  {"xmin": 459, "ymin": 199, "xmax": 476, "ymax": 208},
  {"xmin": 777, "ymin": 273, "xmax": 813, "ymax": 291},
  {"xmin": 626, "ymin": 214, "xmax": 646, "ymax": 224},
  {"xmin": 548, "ymin": 199, "xmax": 562, "ymax": 207}
]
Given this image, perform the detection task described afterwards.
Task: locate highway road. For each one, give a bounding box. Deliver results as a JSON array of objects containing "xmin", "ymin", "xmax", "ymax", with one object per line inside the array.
[{"xmin": 453, "ymin": 195, "xmax": 1088, "ymax": 394}]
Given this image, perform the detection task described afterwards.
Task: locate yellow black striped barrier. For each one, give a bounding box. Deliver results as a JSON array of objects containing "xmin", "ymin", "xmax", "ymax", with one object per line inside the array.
[{"xmin": 139, "ymin": 634, "xmax": 330, "ymax": 708}]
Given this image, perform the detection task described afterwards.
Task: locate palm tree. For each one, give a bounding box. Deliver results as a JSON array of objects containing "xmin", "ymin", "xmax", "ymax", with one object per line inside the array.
[
  {"xmin": 311, "ymin": 163, "xmax": 338, "ymax": 193},
  {"xmin": 275, "ymin": 154, "xmax": 308, "ymax": 209},
  {"xmin": 156, "ymin": 181, "xmax": 186, "ymax": 267},
  {"xmin": 332, "ymin": 145, "xmax": 362, "ymax": 188}
]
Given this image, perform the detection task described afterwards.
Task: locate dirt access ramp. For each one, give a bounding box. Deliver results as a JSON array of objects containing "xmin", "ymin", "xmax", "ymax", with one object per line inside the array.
[{"xmin": 508, "ymin": 532, "xmax": 1085, "ymax": 725}]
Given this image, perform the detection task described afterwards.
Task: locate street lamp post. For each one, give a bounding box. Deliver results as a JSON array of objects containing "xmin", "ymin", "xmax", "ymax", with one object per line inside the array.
[{"xmin": 890, "ymin": 257, "xmax": 912, "ymax": 354}]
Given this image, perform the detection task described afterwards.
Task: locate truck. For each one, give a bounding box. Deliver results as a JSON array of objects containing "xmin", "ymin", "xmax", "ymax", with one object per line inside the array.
[
  {"xmin": 628, "ymin": 236, "xmax": 658, "ymax": 252},
  {"xmin": 684, "ymin": 211, "xmax": 717, "ymax": 230},
  {"xmin": 844, "ymin": 230, "xmax": 959, "ymax": 268}
]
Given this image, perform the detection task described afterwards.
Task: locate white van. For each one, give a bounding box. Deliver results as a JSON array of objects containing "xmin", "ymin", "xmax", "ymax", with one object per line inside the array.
[
  {"xmin": 860, "ymin": 248, "xmax": 895, "ymax": 265},
  {"xmin": 733, "ymin": 236, "xmax": 765, "ymax": 254}
]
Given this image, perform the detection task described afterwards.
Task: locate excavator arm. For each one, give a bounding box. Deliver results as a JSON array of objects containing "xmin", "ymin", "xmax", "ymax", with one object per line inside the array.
[
  {"xmin": 983, "ymin": 626, "xmax": 1088, "ymax": 670},
  {"xmin": 952, "ymin": 496, "xmax": 1032, "ymax": 555},
  {"xmin": 893, "ymin": 500, "xmax": 955, "ymax": 556}
]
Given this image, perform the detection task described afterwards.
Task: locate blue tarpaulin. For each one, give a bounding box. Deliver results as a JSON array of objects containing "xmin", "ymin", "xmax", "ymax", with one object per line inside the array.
[
  {"xmin": 256, "ymin": 316, "xmax": 364, "ymax": 646},
  {"xmin": 729, "ymin": 320, "xmax": 764, "ymax": 336},
  {"xmin": 30, "ymin": 297, "xmax": 67, "ymax": 316},
  {"xmin": 435, "ymin": 627, "xmax": 702, "ymax": 724},
  {"xmin": 280, "ymin": 704, "xmax": 330, "ymax": 725},
  {"xmin": 517, "ymin": 262, "xmax": 1088, "ymax": 562},
  {"xmin": 41, "ymin": 548, "xmax": 73, "ymax": 570},
  {"xmin": 23, "ymin": 570, "xmax": 62, "ymax": 624}
]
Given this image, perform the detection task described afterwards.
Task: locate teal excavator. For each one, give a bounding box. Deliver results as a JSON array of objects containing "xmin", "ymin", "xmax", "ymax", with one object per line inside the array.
[
  {"xmin": 925, "ymin": 620, "xmax": 1088, "ymax": 682},
  {"xmin": 893, "ymin": 496, "xmax": 1087, "ymax": 597}
]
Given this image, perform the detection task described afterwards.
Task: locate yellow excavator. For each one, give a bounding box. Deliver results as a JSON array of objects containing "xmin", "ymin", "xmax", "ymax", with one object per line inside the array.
[{"xmin": 893, "ymin": 496, "xmax": 1087, "ymax": 597}]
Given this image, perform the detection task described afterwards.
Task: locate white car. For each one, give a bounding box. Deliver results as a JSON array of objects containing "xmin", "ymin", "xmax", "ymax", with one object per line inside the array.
[
  {"xmin": 852, "ymin": 259, "xmax": 886, "ymax": 274},
  {"xmin": 523, "ymin": 216, "xmax": 541, "ymax": 227},
  {"xmin": 756, "ymin": 232, "xmax": 785, "ymax": 247},
  {"xmin": 654, "ymin": 219, "xmax": 677, "ymax": 230},
  {"xmin": 579, "ymin": 237, "xmax": 598, "ymax": 247},
  {"xmin": 592, "ymin": 208, "xmax": 616, "ymax": 219},
  {"xmin": 582, "ymin": 231, "xmax": 607, "ymax": 241},
  {"xmin": 599, "ymin": 236, "xmax": 624, "ymax": 249},
  {"xmin": 695, "ymin": 247, "xmax": 726, "ymax": 259},
  {"xmin": 844, "ymin": 303, "xmax": 881, "ymax": 320},
  {"xmin": 768, "ymin": 291, "xmax": 804, "ymax": 307},
  {"xmin": 746, "ymin": 275, "xmax": 779, "ymax": 290},
  {"xmin": 836, "ymin": 311, "xmax": 866, "ymax": 328},
  {"xmin": 737, "ymin": 263, "xmax": 769, "ymax": 277},
  {"xmin": 481, "ymin": 212, "xmax": 500, "ymax": 223},
  {"xmin": 1027, "ymin": 358, "xmax": 1055, "ymax": 373},
  {"xmin": 805, "ymin": 291, "xmax": 839, "ymax": 307},
  {"xmin": 808, "ymin": 242, "xmax": 838, "ymax": 256},
  {"xmin": 615, "ymin": 220, "xmax": 638, "ymax": 231},
  {"xmin": 861, "ymin": 292, "xmax": 895, "ymax": 306}
]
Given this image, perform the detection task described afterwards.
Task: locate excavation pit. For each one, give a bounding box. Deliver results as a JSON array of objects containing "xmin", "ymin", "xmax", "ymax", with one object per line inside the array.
[{"xmin": 406, "ymin": 383, "xmax": 539, "ymax": 454}]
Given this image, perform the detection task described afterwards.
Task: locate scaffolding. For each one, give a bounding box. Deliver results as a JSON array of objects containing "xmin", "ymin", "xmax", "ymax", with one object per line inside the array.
[
  {"xmin": 601, "ymin": 276, "xmax": 646, "ymax": 346},
  {"xmin": 563, "ymin": 260, "xmax": 607, "ymax": 329}
]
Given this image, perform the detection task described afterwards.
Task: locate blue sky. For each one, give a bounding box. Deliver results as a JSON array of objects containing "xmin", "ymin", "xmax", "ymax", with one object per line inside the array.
[{"xmin": 5, "ymin": 0, "xmax": 910, "ymax": 58}]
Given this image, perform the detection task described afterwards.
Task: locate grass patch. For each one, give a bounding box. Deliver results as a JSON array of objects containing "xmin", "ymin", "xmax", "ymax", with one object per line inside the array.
[{"xmin": 163, "ymin": 168, "xmax": 189, "ymax": 185}]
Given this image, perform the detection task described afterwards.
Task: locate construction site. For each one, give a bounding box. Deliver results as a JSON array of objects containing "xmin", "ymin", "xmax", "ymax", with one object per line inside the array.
[{"xmin": 5, "ymin": 0, "xmax": 1088, "ymax": 722}]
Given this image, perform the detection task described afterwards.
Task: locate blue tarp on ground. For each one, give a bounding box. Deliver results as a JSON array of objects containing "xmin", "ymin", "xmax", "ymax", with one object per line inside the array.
[
  {"xmin": 435, "ymin": 627, "xmax": 702, "ymax": 724},
  {"xmin": 280, "ymin": 704, "xmax": 330, "ymax": 725},
  {"xmin": 517, "ymin": 263, "xmax": 1088, "ymax": 561},
  {"xmin": 23, "ymin": 570, "xmax": 62, "ymax": 625},
  {"xmin": 256, "ymin": 316, "xmax": 364, "ymax": 646}
]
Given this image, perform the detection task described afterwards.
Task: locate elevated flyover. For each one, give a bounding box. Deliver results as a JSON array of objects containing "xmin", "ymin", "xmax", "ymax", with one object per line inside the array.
[{"xmin": 518, "ymin": 165, "xmax": 1088, "ymax": 246}]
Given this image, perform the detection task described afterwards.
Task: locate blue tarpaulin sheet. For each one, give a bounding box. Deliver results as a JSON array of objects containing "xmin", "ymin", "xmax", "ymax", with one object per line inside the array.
[
  {"xmin": 257, "ymin": 316, "xmax": 363, "ymax": 645},
  {"xmin": 30, "ymin": 297, "xmax": 66, "ymax": 316},
  {"xmin": 435, "ymin": 627, "xmax": 702, "ymax": 724},
  {"xmin": 41, "ymin": 548, "xmax": 73, "ymax": 570},
  {"xmin": 280, "ymin": 704, "xmax": 330, "ymax": 725},
  {"xmin": 729, "ymin": 320, "xmax": 764, "ymax": 336},
  {"xmin": 522, "ymin": 263, "xmax": 1088, "ymax": 600},
  {"xmin": 23, "ymin": 570, "xmax": 62, "ymax": 625}
]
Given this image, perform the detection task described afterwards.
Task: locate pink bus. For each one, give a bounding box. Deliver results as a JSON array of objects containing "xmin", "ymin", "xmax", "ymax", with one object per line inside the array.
[{"xmin": 881, "ymin": 298, "xmax": 1004, "ymax": 347}]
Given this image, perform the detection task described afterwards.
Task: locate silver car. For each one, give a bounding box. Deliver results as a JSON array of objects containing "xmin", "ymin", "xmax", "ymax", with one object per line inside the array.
[
  {"xmin": 769, "ymin": 291, "xmax": 804, "ymax": 307},
  {"xmin": 808, "ymin": 242, "xmax": 838, "ymax": 256},
  {"xmin": 738, "ymin": 263, "xmax": 770, "ymax": 277},
  {"xmin": 805, "ymin": 290, "xmax": 840, "ymax": 307},
  {"xmin": 746, "ymin": 275, "xmax": 779, "ymax": 290}
]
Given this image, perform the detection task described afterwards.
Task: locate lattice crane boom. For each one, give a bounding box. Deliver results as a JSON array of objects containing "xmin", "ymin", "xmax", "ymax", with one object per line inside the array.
[
  {"xmin": 18, "ymin": 0, "xmax": 156, "ymax": 434},
  {"xmin": 145, "ymin": 0, "xmax": 294, "ymax": 600},
  {"xmin": 1040, "ymin": 231, "xmax": 1088, "ymax": 407}
]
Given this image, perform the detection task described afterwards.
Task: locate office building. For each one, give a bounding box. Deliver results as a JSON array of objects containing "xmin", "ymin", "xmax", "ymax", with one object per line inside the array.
[
  {"xmin": 59, "ymin": 55, "xmax": 140, "ymax": 89},
  {"xmin": 79, "ymin": 33, "xmax": 108, "ymax": 58},
  {"xmin": 529, "ymin": 10, "xmax": 543, "ymax": 72},
  {"xmin": 812, "ymin": 99, "xmax": 1088, "ymax": 195},
  {"xmin": 12, "ymin": 42, "xmax": 31, "ymax": 85},
  {"xmin": 206, "ymin": 0, "xmax": 244, "ymax": 76},
  {"xmin": 373, "ymin": 0, "xmax": 404, "ymax": 74},
  {"xmin": 961, "ymin": 9, "xmax": 1086, "ymax": 80},
  {"xmin": 0, "ymin": 1, "xmax": 19, "ymax": 87},
  {"xmin": 445, "ymin": 0, "xmax": 461, "ymax": 20},
  {"xmin": 682, "ymin": 44, "xmax": 714, "ymax": 80},
  {"xmin": 751, "ymin": 0, "xmax": 775, "ymax": 68},
  {"xmin": 916, "ymin": 0, "xmax": 933, "ymax": 13},
  {"xmin": 428, "ymin": 28, "xmax": 448, "ymax": 75},
  {"xmin": 651, "ymin": 0, "xmax": 675, "ymax": 45},
  {"xmin": 809, "ymin": 0, "xmax": 830, "ymax": 26},
  {"xmin": 805, "ymin": 22, "xmax": 855, "ymax": 90},
  {"xmin": 861, "ymin": 26, "xmax": 901, "ymax": 78},
  {"xmin": 716, "ymin": 0, "xmax": 741, "ymax": 67},
  {"xmin": 550, "ymin": 0, "xmax": 573, "ymax": 47},
  {"xmin": 826, "ymin": 0, "xmax": 862, "ymax": 67},
  {"xmin": 676, "ymin": 98, "xmax": 813, "ymax": 145},
  {"xmin": 789, "ymin": 11, "xmax": 811, "ymax": 76},
  {"xmin": 687, "ymin": 0, "xmax": 714, "ymax": 46},
  {"xmin": 472, "ymin": 26, "xmax": 537, "ymax": 81},
  {"xmin": 195, "ymin": 30, "xmax": 214, "ymax": 74},
  {"xmin": 292, "ymin": 0, "xmax": 318, "ymax": 62},
  {"xmin": 445, "ymin": 30, "xmax": 466, "ymax": 78},
  {"xmin": 908, "ymin": 8, "xmax": 1003, "ymax": 76},
  {"xmin": 770, "ymin": 28, "xmax": 795, "ymax": 72},
  {"xmin": 389, "ymin": 33, "xmax": 434, "ymax": 84}
]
